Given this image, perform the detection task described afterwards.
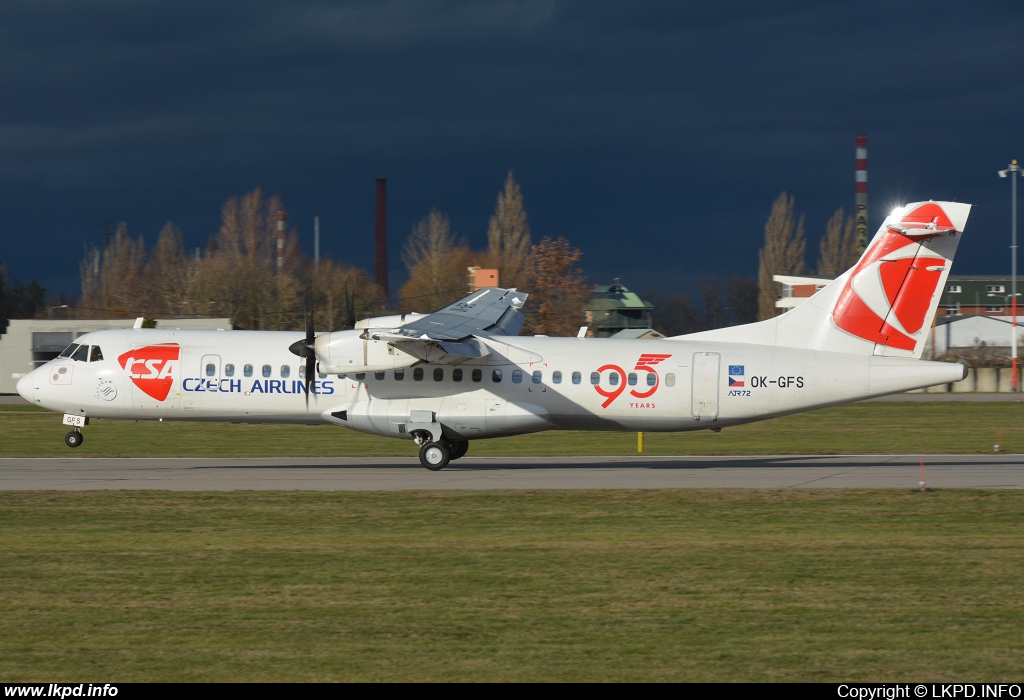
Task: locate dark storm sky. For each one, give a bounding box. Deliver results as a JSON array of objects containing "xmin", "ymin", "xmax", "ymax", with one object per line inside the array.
[{"xmin": 3, "ymin": 0, "xmax": 1023, "ymax": 301}]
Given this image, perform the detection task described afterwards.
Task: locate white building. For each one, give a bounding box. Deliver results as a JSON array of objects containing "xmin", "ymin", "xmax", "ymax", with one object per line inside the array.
[
  {"xmin": 926, "ymin": 314, "xmax": 1024, "ymax": 359},
  {"xmin": 0, "ymin": 317, "xmax": 232, "ymax": 394}
]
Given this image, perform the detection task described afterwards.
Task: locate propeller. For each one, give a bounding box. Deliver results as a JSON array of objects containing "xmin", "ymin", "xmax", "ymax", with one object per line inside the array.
[{"xmin": 288, "ymin": 293, "xmax": 317, "ymax": 406}]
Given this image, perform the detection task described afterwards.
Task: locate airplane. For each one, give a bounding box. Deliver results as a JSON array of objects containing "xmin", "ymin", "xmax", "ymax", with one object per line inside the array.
[{"xmin": 16, "ymin": 200, "xmax": 971, "ymax": 470}]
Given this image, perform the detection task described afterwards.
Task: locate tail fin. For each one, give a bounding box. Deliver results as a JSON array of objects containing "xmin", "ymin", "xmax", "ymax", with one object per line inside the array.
[{"xmin": 678, "ymin": 200, "xmax": 971, "ymax": 359}]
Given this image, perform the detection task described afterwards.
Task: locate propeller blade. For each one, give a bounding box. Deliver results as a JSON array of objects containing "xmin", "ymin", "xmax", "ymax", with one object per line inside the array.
[{"xmin": 303, "ymin": 293, "xmax": 317, "ymax": 407}]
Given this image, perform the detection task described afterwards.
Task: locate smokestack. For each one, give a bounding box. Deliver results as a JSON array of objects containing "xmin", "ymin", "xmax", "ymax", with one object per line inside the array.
[
  {"xmin": 854, "ymin": 135, "xmax": 869, "ymax": 254},
  {"xmin": 314, "ymin": 215, "xmax": 320, "ymax": 271},
  {"xmin": 375, "ymin": 177, "xmax": 388, "ymax": 298},
  {"xmin": 276, "ymin": 210, "xmax": 287, "ymax": 273}
]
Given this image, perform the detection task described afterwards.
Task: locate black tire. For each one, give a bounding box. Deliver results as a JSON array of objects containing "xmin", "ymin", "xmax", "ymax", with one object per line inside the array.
[
  {"xmin": 65, "ymin": 431, "xmax": 83, "ymax": 448},
  {"xmin": 449, "ymin": 440, "xmax": 469, "ymax": 460},
  {"xmin": 419, "ymin": 441, "xmax": 450, "ymax": 471}
]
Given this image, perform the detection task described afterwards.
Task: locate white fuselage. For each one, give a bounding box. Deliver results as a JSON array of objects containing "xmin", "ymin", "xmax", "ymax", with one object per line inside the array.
[{"xmin": 18, "ymin": 328, "xmax": 965, "ymax": 441}]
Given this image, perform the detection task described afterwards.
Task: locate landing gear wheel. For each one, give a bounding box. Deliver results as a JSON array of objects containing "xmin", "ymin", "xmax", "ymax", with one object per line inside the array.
[
  {"xmin": 419, "ymin": 441, "xmax": 450, "ymax": 471},
  {"xmin": 449, "ymin": 440, "xmax": 469, "ymax": 460},
  {"xmin": 65, "ymin": 430, "xmax": 83, "ymax": 448}
]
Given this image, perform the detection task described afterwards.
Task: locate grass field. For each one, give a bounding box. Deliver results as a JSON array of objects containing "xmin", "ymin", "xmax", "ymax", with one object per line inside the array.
[
  {"xmin": 2, "ymin": 401, "xmax": 1023, "ymax": 457},
  {"xmin": 1, "ymin": 489, "xmax": 1021, "ymax": 682}
]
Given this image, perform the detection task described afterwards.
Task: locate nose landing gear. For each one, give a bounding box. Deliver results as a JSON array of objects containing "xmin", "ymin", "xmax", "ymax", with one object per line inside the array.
[{"xmin": 64, "ymin": 429, "xmax": 84, "ymax": 448}]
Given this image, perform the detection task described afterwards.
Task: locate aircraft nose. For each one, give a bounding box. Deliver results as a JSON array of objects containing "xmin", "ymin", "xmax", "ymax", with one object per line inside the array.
[{"xmin": 16, "ymin": 371, "xmax": 35, "ymax": 402}]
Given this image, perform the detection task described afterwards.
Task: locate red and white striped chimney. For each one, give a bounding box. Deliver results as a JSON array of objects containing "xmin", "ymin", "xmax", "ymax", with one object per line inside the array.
[
  {"xmin": 276, "ymin": 210, "xmax": 287, "ymax": 272},
  {"xmin": 854, "ymin": 135, "xmax": 869, "ymax": 254}
]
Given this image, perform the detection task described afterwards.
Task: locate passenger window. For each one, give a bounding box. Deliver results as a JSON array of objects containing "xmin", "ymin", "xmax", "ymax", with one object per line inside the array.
[
  {"xmin": 627, "ymin": 372, "xmax": 637, "ymax": 386},
  {"xmin": 512, "ymin": 370, "xmax": 522, "ymax": 383},
  {"xmin": 394, "ymin": 369, "xmax": 405, "ymax": 380},
  {"xmin": 244, "ymin": 364, "xmax": 253, "ymax": 377},
  {"xmin": 666, "ymin": 373, "xmax": 676, "ymax": 387},
  {"xmin": 225, "ymin": 364, "xmax": 235, "ymax": 377},
  {"xmin": 647, "ymin": 372, "xmax": 657, "ymax": 386},
  {"xmin": 89, "ymin": 346, "xmax": 104, "ymax": 362},
  {"xmin": 59, "ymin": 344, "xmax": 78, "ymax": 358},
  {"xmin": 318, "ymin": 372, "xmax": 326, "ymax": 379},
  {"xmin": 493, "ymin": 369, "xmax": 503, "ymax": 382},
  {"xmin": 375, "ymin": 371, "xmax": 385, "ymax": 380},
  {"xmin": 590, "ymin": 372, "xmax": 600, "ymax": 385},
  {"xmin": 355, "ymin": 372, "xmax": 366, "ymax": 380},
  {"xmin": 572, "ymin": 371, "xmax": 581, "ymax": 385},
  {"xmin": 414, "ymin": 368, "xmax": 424, "ymax": 381},
  {"xmin": 281, "ymin": 365, "xmax": 290, "ymax": 378},
  {"xmin": 298, "ymin": 366, "xmax": 305, "ymax": 379},
  {"xmin": 552, "ymin": 371, "xmax": 562, "ymax": 384},
  {"xmin": 532, "ymin": 370, "xmax": 542, "ymax": 384},
  {"xmin": 453, "ymin": 368, "xmax": 463, "ymax": 382},
  {"xmin": 338, "ymin": 374, "xmax": 346, "ymax": 379},
  {"xmin": 472, "ymin": 369, "xmax": 482, "ymax": 382},
  {"xmin": 433, "ymin": 368, "xmax": 444, "ymax": 381},
  {"xmin": 609, "ymin": 372, "xmax": 619, "ymax": 386},
  {"xmin": 206, "ymin": 363, "xmax": 216, "ymax": 377},
  {"xmin": 71, "ymin": 345, "xmax": 89, "ymax": 362},
  {"xmin": 262, "ymin": 365, "xmax": 272, "ymax": 378}
]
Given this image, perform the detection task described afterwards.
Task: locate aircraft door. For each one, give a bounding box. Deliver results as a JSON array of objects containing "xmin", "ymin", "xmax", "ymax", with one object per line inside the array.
[
  {"xmin": 200, "ymin": 354, "xmax": 221, "ymax": 393},
  {"xmin": 691, "ymin": 352, "xmax": 720, "ymax": 421}
]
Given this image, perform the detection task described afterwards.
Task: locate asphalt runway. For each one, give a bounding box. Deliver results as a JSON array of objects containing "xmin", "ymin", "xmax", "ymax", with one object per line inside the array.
[{"xmin": 1, "ymin": 454, "xmax": 1022, "ymax": 490}]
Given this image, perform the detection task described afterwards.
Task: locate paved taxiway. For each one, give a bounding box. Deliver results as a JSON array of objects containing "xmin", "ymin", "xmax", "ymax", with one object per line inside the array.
[{"xmin": 1, "ymin": 454, "xmax": 1022, "ymax": 490}]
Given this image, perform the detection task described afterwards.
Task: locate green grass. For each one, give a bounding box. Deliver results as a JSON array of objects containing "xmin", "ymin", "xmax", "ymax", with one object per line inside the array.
[
  {"xmin": 0, "ymin": 489, "xmax": 1021, "ymax": 681},
  {"xmin": 1, "ymin": 402, "xmax": 1022, "ymax": 457}
]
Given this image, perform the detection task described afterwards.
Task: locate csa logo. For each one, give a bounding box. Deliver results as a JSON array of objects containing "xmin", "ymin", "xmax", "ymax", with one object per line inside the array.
[
  {"xmin": 833, "ymin": 202, "xmax": 952, "ymax": 351},
  {"xmin": 117, "ymin": 344, "xmax": 180, "ymax": 401}
]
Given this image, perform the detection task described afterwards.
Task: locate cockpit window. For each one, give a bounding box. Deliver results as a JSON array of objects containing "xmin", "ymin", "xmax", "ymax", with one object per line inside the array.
[
  {"xmin": 59, "ymin": 344, "xmax": 78, "ymax": 358},
  {"xmin": 89, "ymin": 346, "xmax": 103, "ymax": 362},
  {"xmin": 70, "ymin": 345, "xmax": 89, "ymax": 362}
]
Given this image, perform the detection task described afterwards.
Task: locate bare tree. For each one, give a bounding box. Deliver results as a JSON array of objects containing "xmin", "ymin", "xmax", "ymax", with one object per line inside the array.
[
  {"xmin": 523, "ymin": 236, "xmax": 589, "ymax": 336},
  {"xmin": 312, "ymin": 259, "xmax": 385, "ymax": 330},
  {"xmin": 643, "ymin": 290, "xmax": 703, "ymax": 336},
  {"xmin": 199, "ymin": 188, "xmax": 303, "ymax": 330},
  {"xmin": 79, "ymin": 223, "xmax": 147, "ymax": 317},
  {"xmin": 398, "ymin": 210, "xmax": 474, "ymax": 310},
  {"xmin": 145, "ymin": 222, "xmax": 189, "ymax": 316},
  {"xmin": 816, "ymin": 208, "xmax": 859, "ymax": 277},
  {"xmin": 757, "ymin": 193, "xmax": 806, "ymax": 320},
  {"xmin": 486, "ymin": 171, "xmax": 532, "ymax": 289},
  {"xmin": 726, "ymin": 275, "xmax": 759, "ymax": 326}
]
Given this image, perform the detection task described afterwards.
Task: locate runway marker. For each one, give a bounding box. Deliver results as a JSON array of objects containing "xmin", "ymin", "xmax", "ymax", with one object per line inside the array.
[{"xmin": 995, "ymin": 429, "xmax": 1004, "ymax": 453}]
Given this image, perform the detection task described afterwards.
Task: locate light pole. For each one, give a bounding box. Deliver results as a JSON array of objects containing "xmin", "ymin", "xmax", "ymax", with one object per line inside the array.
[
  {"xmin": 998, "ymin": 160, "xmax": 1021, "ymax": 392},
  {"xmin": 988, "ymin": 293, "xmax": 1020, "ymax": 382}
]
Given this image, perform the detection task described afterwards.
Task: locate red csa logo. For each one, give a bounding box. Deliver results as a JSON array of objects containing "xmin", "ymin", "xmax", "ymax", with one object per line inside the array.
[
  {"xmin": 832, "ymin": 203, "xmax": 953, "ymax": 351},
  {"xmin": 594, "ymin": 354, "xmax": 672, "ymax": 408},
  {"xmin": 118, "ymin": 344, "xmax": 180, "ymax": 401}
]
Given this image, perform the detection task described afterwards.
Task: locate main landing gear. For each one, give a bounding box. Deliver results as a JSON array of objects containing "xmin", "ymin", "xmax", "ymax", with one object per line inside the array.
[
  {"xmin": 417, "ymin": 439, "xmax": 469, "ymax": 471},
  {"xmin": 64, "ymin": 429, "xmax": 84, "ymax": 448}
]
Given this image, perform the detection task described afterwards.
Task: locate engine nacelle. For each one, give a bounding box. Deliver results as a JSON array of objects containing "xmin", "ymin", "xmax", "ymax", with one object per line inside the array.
[
  {"xmin": 354, "ymin": 313, "xmax": 426, "ymax": 330},
  {"xmin": 314, "ymin": 329, "xmax": 418, "ymax": 374}
]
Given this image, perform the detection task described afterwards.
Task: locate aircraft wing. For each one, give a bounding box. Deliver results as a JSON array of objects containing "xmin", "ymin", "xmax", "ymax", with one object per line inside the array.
[{"xmin": 373, "ymin": 287, "xmax": 529, "ymax": 358}]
